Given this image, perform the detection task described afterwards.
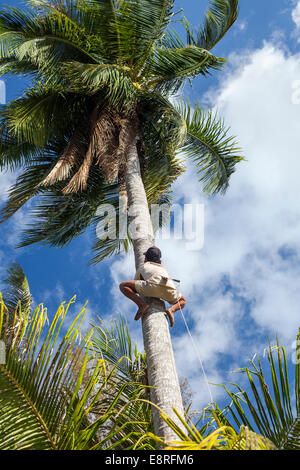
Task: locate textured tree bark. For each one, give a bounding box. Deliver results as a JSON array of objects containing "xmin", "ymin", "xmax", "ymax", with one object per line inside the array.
[{"xmin": 125, "ymin": 138, "xmax": 184, "ymax": 442}]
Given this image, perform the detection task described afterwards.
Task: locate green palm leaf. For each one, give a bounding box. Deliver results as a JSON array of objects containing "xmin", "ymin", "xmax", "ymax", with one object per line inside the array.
[
  {"xmin": 178, "ymin": 101, "xmax": 244, "ymax": 194},
  {"xmin": 146, "ymin": 46, "xmax": 225, "ymax": 92},
  {"xmin": 14, "ymin": 170, "xmax": 120, "ymax": 248},
  {"xmin": 139, "ymin": 407, "xmax": 277, "ymax": 450},
  {"xmin": 3, "ymin": 84, "xmax": 68, "ymax": 146},
  {"xmin": 2, "ymin": 264, "xmax": 32, "ymax": 318},
  {"xmin": 0, "ymin": 114, "xmax": 44, "ymax": 171},
  {"xmin": 90, "ymin": 315, "xmax": 155, "ymax": 448},
  {"xmin": 116, "ymin": 0, "xmax": 175, "ymax": 67},
  {"xmin": 63, "ymin": 61, "xmax": 137, "ymax": 109},
  {"xmin": 0, "ymin": 56, "xmax": 39, "ymax": 77},
  {"xmin": 185, "ymin": 0, "xmax": 239, "ymax": 51},
  {"xmin": 215, "ymin": 332, "xmax": 300, "ymax": 449},
  {"xmin": 0, "ymin": 293, "xmax": 153, "ymax": 449}
]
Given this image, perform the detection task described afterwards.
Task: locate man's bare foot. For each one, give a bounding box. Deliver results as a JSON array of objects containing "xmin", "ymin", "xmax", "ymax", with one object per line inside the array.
[
  {"xmin": 165, "ymin": 308, "xmax": 174, "ymax": 327},
  {"xmin": 134, "ymin": 304, "xmax": 150, "ymax": 321}
]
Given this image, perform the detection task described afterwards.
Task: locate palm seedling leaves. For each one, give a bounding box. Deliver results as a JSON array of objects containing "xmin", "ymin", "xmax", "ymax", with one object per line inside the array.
[
  {"xmin": 0, "ymin": 290, "xmax": 156, "ymax": 450},
  {"xmin": 212, "ymin": 332, "xmax": 300, "ymax": 450},
  {"xmin": 0, "ymin": 263, "xmax": 32, "ymax": 351},
  {"xmin": 139, "ymin": 332, "xmax": 300, "ymax": 450},
  {"xmin": 2, "ymin": 262, "xmax": 32, "ymax": 317},
  {"xmin": 0, "ymin": 0, "xmax": 243, "ymax": 262}
]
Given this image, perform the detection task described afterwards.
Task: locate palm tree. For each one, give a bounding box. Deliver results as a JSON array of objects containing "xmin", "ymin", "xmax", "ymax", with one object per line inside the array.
[{"xmin": 0, "ymin": 0, "xmax": 243, "ymax": 440}]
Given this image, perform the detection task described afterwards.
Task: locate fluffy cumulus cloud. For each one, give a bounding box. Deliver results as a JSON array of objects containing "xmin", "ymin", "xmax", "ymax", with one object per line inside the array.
[
  {"xmin": 202, "ymin": 43, "xmax": 300, "ymax": 340},
  {"xmin": 109, "ymin": 37, "xmax": 300, "ymax": 409}
]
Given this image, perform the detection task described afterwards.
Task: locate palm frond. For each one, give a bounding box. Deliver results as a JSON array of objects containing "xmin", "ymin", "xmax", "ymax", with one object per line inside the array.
[
  {"xmin": 178, "ymin": 101, "xmax": 244, "ymax": 194},
  {"xmin": 92, "ymin": 315, "xmax": 147, "ymax": 386},
  {"xmin": 2, "ymin": 82, "xmax": 95, "ymax": 151},
  {"xmin": 15, "ymin": 169, "xmax": 117, "ymax": 248},
  {"xmin": 138, "ymin": 93, "xmax": 186, "ymax": 211},
  {"xmin": 90, "ymin": 237, "xmax": 128, "ymax": 265},
  {"xmin": 81, "ymin": 0, "xmax": 123, "ymax": 63},
  {"xmin": 0, "ymin": 159, "xmax": 56, "ymax": 224},
  {"xmin": 0, "ymin": 5, "xmax": 103, "ymax": 85},
  {"xmin": 0, "ymin": 6, "xmax": 36, "ymax": 58},
  {"xmin": 185, "ymin": 0, "xmax": 239, "ymax": 51},
  {"xmin": 0, "ymin": 114, "xmax": 43, "ymax": 171},
  {"xmin": 146, "ymin": 46, "xmax": 225, "ymax": 94},
  {"xmin": 2, "ymin": 264, "xmax": 32, "ymax": 318},
  {"xmin": 140, "ymin": 93, "xmax": 187, "ymax": 157},
  {"xmin": 216, "ymin": 334, "xmax": 300, "ymax": 450},
  {"xmin": 3, "ymin": 83, "xmax": 68, "ymax": 146},
  {"xmin": 139, "ymin": 407, "xmax": 276, "ymax": 450},
  {"xmin": 90, "ymin": 315, "xmax": 154, "ymax": 448},
  {"xmin": 63, "ymin": 61, "xmax": 137, "ymax": 109},
  {"xmin": 116, "ymin": 0, "xmax": 175, "ymax": 67},
  {"xmin": 0, "ymin": 294, "xmax": 152, "ymax": 449},
  {"xmin": 90, "ymin": 186, "xmax": 131, "ymax": 264},
  {"xmin": 0, "ymin": 56, "xmax": 39, "ymax": 77},
  {"xmin": 26, "ymin": 0, "xmax": 104, "ymax": 39},
  {"xmin": 39, "ymin": 127, "xmax": 87, "ymax": 187},
  {"xmin": 27, "ymin": 0, "xmax": 122, "ymax": 64}
]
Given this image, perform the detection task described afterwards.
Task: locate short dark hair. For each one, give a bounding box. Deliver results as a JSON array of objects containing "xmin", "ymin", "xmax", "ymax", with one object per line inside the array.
[{"xmin": 143, "ymin": 246, "xmax": 162, "ymax": 263}]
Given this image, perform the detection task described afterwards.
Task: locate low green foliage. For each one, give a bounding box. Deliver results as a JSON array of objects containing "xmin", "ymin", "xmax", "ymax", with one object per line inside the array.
[{"xmin": 0, "ymin": 293, "xmax": 154, "ymax": 450}]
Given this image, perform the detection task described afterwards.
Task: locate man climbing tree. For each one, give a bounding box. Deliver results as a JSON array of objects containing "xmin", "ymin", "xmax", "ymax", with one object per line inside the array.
[
  {"xmin": 120, "ymin": 246, "xmax": 186, "ymax": 327},
  {"xmin": 0, "ymin": 0, "xmax": 243, "ymax": 441}
]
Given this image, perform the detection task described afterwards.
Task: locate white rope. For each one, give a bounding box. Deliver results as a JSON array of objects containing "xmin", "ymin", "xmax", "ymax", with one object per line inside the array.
[
  {"xmin": 136, "ymin": 274, "xmax": 215, "ymax": 404},
  {"xmin": 177, "ymin": 301, "xmax": 214, "ymax": 405}
]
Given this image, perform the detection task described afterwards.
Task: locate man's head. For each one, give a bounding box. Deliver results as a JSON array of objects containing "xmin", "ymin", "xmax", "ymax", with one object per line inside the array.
[{"xmin": 144, "ymin": 246, "xmax": 162, "ymax": 264}]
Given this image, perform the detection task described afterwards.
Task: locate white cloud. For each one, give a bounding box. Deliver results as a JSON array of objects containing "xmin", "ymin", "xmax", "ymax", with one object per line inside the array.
[
  {"xmin": 237, "ymin": 20, "xmax": 247, "ymax": 32},
  {"xmin": 43, "ymin": 281, "xmax": 66, "ymax": 304}
]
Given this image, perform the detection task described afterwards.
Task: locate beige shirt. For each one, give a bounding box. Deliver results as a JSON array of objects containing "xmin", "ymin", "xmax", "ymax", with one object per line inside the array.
[{"xmin": 134, "ymin": 262, "xmax": 176, "ymax": 289}]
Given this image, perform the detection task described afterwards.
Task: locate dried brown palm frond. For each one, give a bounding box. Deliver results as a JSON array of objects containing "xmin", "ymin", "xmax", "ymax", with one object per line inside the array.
[
  {"xmin": 40, "ymin": 105, "xmax": 139, "ymax": 195},
  {"xmin": 62, "ymin": 107, "xmax": 138, "ymax": 194},
  {"xmin": 62, "ymin": 105, "xmax": 100, "ymax": 194},
  {"xmin": 62, "ymin": 141, "xmax": 94, "ymax": 194},
  {"xmin": 39, "ymin": 127, "xmax": 87, "ymax": 187}
]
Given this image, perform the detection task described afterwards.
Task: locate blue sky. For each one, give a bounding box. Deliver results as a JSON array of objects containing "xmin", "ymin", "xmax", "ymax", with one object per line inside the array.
[{"xmin": 1, "ymin": 0, "xmax": 300, "ymax": 414}]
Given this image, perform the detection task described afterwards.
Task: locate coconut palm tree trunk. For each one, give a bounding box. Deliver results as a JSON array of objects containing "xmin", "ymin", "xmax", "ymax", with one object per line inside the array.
[{"xmin": 125, "ymin": 137, "xmax": 184, "ymax": 441}]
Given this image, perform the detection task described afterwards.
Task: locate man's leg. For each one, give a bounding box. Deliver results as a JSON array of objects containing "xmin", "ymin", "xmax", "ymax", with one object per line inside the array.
[
  {"xmin": 119, "ymin": 281, "xmax": 149, "ymax": 320},
  {"xmin": 165, "ymin": 296, "xmax": 186, "ymax": 327}
]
